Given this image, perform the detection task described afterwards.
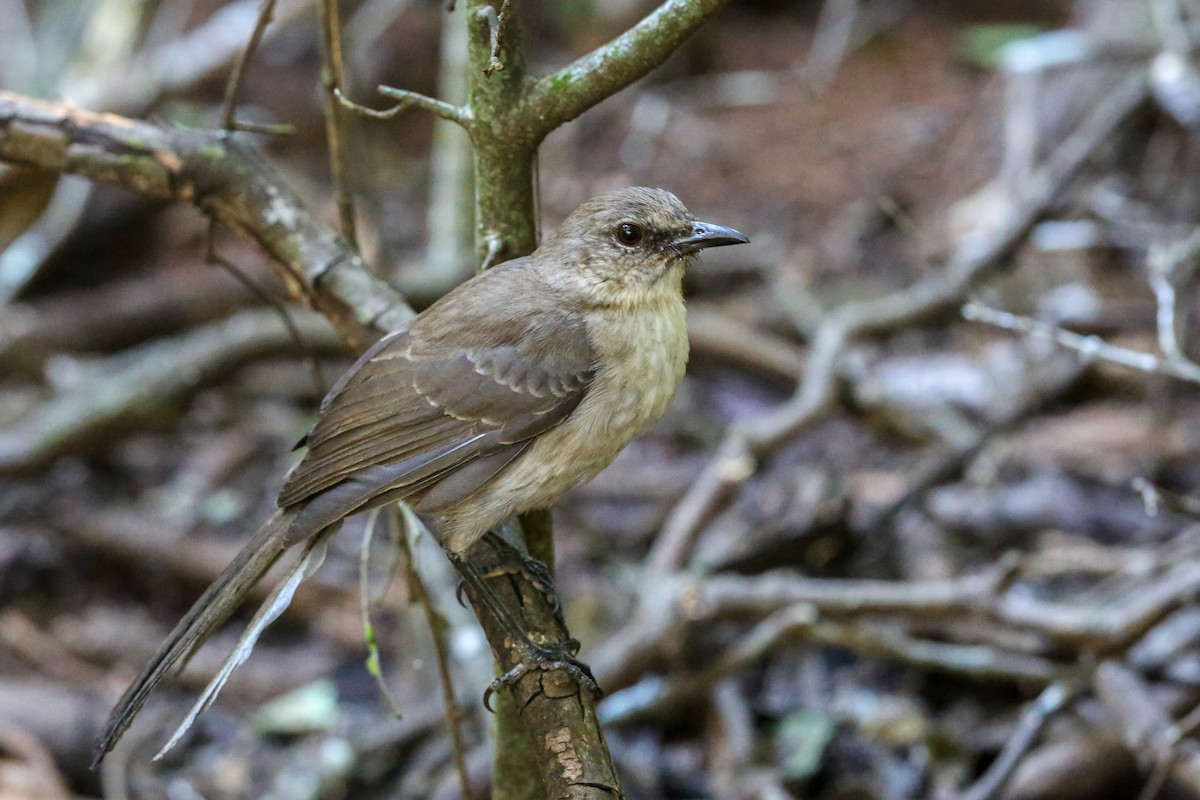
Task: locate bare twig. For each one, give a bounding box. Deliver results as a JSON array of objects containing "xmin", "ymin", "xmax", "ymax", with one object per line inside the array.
[
  {"xmin": 963, "ymin": 301, "xmax": 1200, "ymax": 384},
  {"xmin": 482, "ymin": 0, "xmax": 512, "ymax": 77},
  {"xmin": 393, "ymin": 505, "xmax": 473, "ymax": 800},
  {"xmin": 649, "ymin": 71, "xmax": 1150, "ymax": 578},
  {"xmin": 218, "ymin": 0, "xmax": 279, "ymax": 131},
  {"xmin": 318, "ymin": 0, "xmax": 360, "ymax": 248},
  {"xmin": 595, "ymin": 555, "xmax": 1200, "ymax": 695},
  {"xmin": 1094, "ymin": 661, "xmax": 1200, "ymax": 796},
  {"xmin": 602, "ymin": 606, "xmax": 1063, "ymax": 726},
  {"xmin": 1147, "ymin": 230, "xmax": 1200, "ymax": 363},
  {"xmin": 960, "ymin": 683, "xmax": 1076, "ymax": 800},
  {"xmin": 595, "ymin": 564, "xmax": 1014, "ymax": 690},
  {"xmin": 525, "ymin": 0, "xmax": 730, "ymax": 134},
  {"xmin": 0, "ymin": 92, "xmax": 413, "ymax": 346},
  {"xmin": 336, "ymin": 86, "xmax": 470, "ymax": 127},
  {"xmin": 359, "ymin": 508, "xmax": 406, "ymax": 718},
  {"xmin": 0, "ymin": 308, "xmax": 344, "ymax": 470},
  {"xmin": 205, "ymin": 227, "xmax": 328, "ymax": 393}
]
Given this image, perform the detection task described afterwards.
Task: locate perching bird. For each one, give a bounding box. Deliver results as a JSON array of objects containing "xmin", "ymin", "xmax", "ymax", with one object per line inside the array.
[{"xmin": 95, "ymin": 186, "xmax": 747, "ymax": 761}]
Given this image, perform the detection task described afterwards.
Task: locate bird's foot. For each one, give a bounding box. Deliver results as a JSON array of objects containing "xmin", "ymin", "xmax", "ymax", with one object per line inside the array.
[
  {"xmin": 452, "ymin": 557, "xmax": 557, "ymax": 612},
  {"xmin": 480, "ymin": 532, "xmax": 562, "ymax": 613},
  {"xmin": 482, "ymin": 637, "xmax": 602, "ymax": 711}
]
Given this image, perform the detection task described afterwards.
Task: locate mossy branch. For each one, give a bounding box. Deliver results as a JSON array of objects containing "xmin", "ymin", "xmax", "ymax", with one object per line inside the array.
[
  {"xmin": 0, "ymin": 91, "xmax": 412, "ymax": 349},
  {"xmin": 524, "ymin": 0, "xmax": 729, "ymax": 135},
  {"xmin": 0, "ymin": 0, "xmax": 734, "ymax": 793}
]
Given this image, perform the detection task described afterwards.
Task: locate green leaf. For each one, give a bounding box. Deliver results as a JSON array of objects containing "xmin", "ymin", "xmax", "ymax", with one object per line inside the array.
[
  {"xmin": 776, "ymin": 710, "xmax": 837, "ymax": 782},
  {"xmin": 958, "ymin": 24, "xmax": 1045, "ymax": 68},
  {"xmin": 254, "ymin": 680, "xmax": 341, "ymax": 737}
]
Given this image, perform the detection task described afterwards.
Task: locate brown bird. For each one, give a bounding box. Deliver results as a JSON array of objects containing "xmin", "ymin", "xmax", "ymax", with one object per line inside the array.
[{"xmin": 95, "ymin": 186, "xmax": 747, "ymax": 760}]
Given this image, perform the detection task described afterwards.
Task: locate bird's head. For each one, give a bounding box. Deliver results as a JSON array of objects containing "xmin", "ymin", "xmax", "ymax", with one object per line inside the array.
[{"xmin": 543, "ymin": 187, "xmax": 748, "ymax": 308}]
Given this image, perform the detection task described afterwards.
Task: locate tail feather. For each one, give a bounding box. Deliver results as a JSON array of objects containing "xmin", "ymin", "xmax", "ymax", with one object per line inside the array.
[{"xmin": 93, "ymin": 507, "xmax": 302, "ymax": 765}]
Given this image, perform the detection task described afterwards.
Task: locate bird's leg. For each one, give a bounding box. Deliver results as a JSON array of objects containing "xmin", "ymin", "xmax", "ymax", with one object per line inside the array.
[
  {"xmin": 451, "ymin": 532, "xmax": 562, "ymax": 619},
  {"xmin": 446, "ymin": 550, "xmax": 600, "ymax": 709},
  {"xmin": 479, "ymin": 531, "xmax": 562, "ymax": 617}
]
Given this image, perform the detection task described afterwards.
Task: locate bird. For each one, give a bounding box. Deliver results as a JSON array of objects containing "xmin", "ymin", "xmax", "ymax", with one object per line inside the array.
[{"xmin": 94, "ymin": 186, "xmax": 748, "ymax": 761}]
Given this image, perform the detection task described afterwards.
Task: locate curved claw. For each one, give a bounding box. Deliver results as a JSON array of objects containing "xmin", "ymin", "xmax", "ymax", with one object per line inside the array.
[
  {"xmin": 478, "ymin": 644, "xmax": 603, "ymax": 711},
  {"xmin": 483, "ymin": 661, "xmax": 530, "ymax": 712},
  {"xmin": 483, "ymin": 684, "xmax": 497, "ymax": 713},
  {"xmin": 455, "ymin": 579, "xmax": 469, "ymax": 608},
  {"xmin": 567, "ymin": 658, "xmax": 603, "ymax": 700}
]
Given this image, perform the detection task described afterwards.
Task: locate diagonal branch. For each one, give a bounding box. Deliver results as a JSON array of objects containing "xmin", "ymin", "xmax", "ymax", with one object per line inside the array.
[
  {"xmin": 0, "ymin": 88, "xmax": 617, "ymax": 797},
  {"xmin": 0, "ymin": 308, "xmax": 345, "ymax": 470},
  {"xmin": 523, "ymin": 0, "xmax": 730, "ymax": 136},
  {"xmin": 646, "ymin": 71, "xmax": 1151, "ymax": 578},
  {"xmin": 0, "ymin": 91, "xmax": 412, "ymax": 348}
]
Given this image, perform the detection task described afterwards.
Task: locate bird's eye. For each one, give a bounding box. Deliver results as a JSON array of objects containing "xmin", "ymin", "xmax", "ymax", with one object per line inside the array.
[{"xmin": 615, "ymin": 222, "xmax": 644, "ymax": 246}]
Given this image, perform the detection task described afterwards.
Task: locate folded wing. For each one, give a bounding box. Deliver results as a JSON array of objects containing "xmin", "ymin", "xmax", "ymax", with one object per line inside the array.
[{"xmin": 278, "ymin": 273, "xmax": 595, "ymax": 520}]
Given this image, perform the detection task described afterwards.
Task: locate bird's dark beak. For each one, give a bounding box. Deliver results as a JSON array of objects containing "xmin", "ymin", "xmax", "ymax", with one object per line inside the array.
[{"xmin": 669, "ymin": 221, "xmax": 750, "ymax": 255}]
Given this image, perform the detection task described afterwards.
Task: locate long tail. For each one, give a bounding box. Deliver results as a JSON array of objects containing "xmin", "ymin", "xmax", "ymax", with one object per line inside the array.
[{"xmin": 93, "ymin": 507, "xmax": 305, "ymax": 764}]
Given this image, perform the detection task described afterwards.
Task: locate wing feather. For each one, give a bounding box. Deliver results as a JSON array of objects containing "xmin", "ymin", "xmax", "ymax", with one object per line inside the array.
[{"xmin": 278, "ymin": 271, "xmax": 594, "ymax": 516}]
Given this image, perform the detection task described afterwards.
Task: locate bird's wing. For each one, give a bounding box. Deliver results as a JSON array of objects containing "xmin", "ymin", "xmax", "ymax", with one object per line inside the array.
[
  {"xmin": 96, "ymin": 273, "xmax": 594, "ymax": 763},
  {"xmin": 277, "ymin": 277, "xmax": 595, "ymax": 515}
]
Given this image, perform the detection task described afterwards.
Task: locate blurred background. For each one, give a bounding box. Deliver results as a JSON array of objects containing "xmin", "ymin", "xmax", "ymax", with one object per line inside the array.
[{"xmin": 5, "ymin": 0, "xmax": 1200, "ymax": 798}]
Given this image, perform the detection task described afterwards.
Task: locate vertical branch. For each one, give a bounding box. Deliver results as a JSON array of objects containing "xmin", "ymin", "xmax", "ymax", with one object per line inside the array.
[
  {"xmin": 392, "ymin": 506, "xmax": 473, "ymax": 800},
  {"xmin": 318, "ymin": 0, "xmax": 360, "ymax": 250},
  {"xmin": 457, "ymin": 9, "xmax": 551, "ymax": 796},
  {"xmin": 219, "ymin": 0, "xmax": 280, "ymax": 131},
  {"xmin": 444, "ymin": 3, "xmax": 734, "ymax": 796},
  {"xmin": 463, "ymin": 0, "xmax": 537, "ymax": 264}
]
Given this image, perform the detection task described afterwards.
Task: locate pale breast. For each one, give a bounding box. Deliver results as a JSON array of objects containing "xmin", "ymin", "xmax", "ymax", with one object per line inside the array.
[{"xmin": 438, "ymin": 292, "xmax": 688, "ymax": 550}]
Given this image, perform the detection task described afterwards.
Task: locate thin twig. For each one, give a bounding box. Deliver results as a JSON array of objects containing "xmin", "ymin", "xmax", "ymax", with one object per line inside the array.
[
  {"xmin": 595, "ymin": 557, "xmax": 1200, "ymax": 692},
  {"xmin": 227, "ymin": 120, "xmax": 295, "ymax": 136},
  {"xmin": 335, "ymin": 86, "xmax": 469, "ymax": 126},
  {"xmin": 963, "ymin": 301, "xmax": 1200, "ymax": 384},
  {"xmin": 525, "ymin": 0, "xmax": 730, "ymax": 133},
  {"xmin": 359, "ymin": 508, "xmax": 405, "ymax": 718},
  {"xmin": 603, "ymin": 606, "xmax": 1065, "ymax": 726},
  {"xmin": 482, "ymin": 0, "xmax": 511, "ymax": 76},
  {"xmin": 205, "ymin": 223, "xmax": 328, "ymax": 394},
  {"xmin": 319, "ymin": 0, "xmax": 359, "ymax": 249},
  {"xmin": 649, "ymin": 72, "xmax": 1150, "ymax": 578},
  {"xmin": 960, "ymin": 683, "xmax": 1076, "ymax": 800},
  {"xmin": 393, "ymin": 505, "xmax": 473, "ymax": 800},
  {"xmin": 1146, "ymin": 229, "xmax": 1200, "ymax": 364},
  {"xmin": 0, "ymin": 91, "xmax": 414, "ymax": 345},
  {"xmin": 218, "ymin": 0, "xmax": 279, "ymax": 131},
  {"xmin": 0, "ymin": 308, "xmax": 343, "ymax": 470}
]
